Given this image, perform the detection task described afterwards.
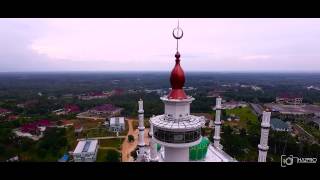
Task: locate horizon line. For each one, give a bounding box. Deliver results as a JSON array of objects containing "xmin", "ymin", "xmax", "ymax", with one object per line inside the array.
[{"xmin": 1, "ymin": 70, "xmax": 320, "ymax": 74}]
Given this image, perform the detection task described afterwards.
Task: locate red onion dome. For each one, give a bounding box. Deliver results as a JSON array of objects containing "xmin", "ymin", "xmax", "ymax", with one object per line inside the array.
[{"xmin": 168, "ymin": 52, "xmax": 187, "ymax": 99}]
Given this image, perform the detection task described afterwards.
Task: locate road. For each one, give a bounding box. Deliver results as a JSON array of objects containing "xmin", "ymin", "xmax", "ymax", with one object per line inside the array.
[
  {"xmin": 121, "ymin": 118, "xmax": 150, "ymax": 162},
  {"xmin": 77, "ymin": 136, "xmax": 126, "ymax": 141},
  {"xmin": 295, "ymin": 124, "xmax": 313, "ymax": 138}
]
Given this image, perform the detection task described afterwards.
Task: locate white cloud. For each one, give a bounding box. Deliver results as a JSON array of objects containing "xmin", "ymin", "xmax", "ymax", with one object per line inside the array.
[{"xmin": 1, "ymin": 18, "xmax": 320, "ymax": 71}]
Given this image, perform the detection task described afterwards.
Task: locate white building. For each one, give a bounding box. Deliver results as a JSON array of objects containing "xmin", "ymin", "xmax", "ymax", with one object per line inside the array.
[
  {"xmin": 109, "ymin": 117, "xmax": 125, "ymax": 132},
  {"xmin": 73, "ymin": 139, "xmax": 98, "ymax": 162},
  {"xmin": 147, "ymin": 24, "xmax": 236, "ymax": 162}
]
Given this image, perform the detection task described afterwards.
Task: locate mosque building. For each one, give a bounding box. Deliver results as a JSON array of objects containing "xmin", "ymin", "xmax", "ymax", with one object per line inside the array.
[{"xmin": 135, "ymin": 22, "xmax": 271, "ymax": 162}]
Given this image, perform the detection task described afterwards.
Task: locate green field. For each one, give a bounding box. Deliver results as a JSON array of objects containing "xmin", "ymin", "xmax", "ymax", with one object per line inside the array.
[
  {"xmin": 225, "ymin": 107, "xmax": 259, "ymax": 129},
  {"xmin": 99, "ymin": 138, "xmax": 124, "ymax": 149}
]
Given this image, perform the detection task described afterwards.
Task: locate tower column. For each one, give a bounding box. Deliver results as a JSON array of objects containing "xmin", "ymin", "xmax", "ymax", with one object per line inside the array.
[
  {"xmin": 149, "ymin": 124, "xmax": 159, "ymax": 162},
  {"xmin": 137, "ymin": 99, "xmax": 145, "ymax": 160},
  {"xmin": 213, "ymin": 96, "xmax": 222, "ymax": 149},
  {"xmin": 258, "ymin": 110, "xmax": 271, "ymax": 162}
]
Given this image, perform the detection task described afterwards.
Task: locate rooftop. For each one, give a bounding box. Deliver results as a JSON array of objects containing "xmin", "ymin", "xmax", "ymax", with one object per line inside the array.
[
  {"xmin": 20, "ymin": 119, "xmax": 52, "ymax": 133},
  {"xmin": 0, "ymin": 108, "xmax": 11, "ymax": 113},
  {"xmin": 73, "ymin": 139, "xmax": 98, "ymax": 154},
  {"xmin": 270, "ymin": 118, "xmax": 289, "ymax": 130},
  {"xmin": 110, "ymin": 117, "xmax": 125, "ymax": 125},
  {"xmin": 150, "ymin": 114, "xmax": 205, "ymax": 130},
  {"xmin": 265, "ymin": 103, "xmax": 320, "ymax": 115},
  {"xmin": 64, "ymin": 104, "xmax": 80, "ymax": 113}
]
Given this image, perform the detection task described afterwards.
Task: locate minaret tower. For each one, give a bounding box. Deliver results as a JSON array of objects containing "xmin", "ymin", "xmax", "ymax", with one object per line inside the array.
[
  {"xmin": 213, "ymin": 96, "xmax": 222, "ymax": 149},
  {"xmin": 137, "ymin": 99, "xmax": 146, "ymax": 160},
  {"xmin": 258, "ymin": 110, "xmax": 271, "ymax": 162},
  {"xmin": 150, "ymin": 21, "xmax": 205, "ymax": 162}
]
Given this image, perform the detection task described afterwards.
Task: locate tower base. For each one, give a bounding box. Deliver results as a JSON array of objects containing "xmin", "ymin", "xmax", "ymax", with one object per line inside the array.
[{"xmin": 164, "ymin": 147, "xmax": 189, "ymax": 162}]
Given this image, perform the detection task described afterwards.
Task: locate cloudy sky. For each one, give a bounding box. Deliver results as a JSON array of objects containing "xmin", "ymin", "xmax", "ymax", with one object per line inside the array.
[{"xmin": 1, "ymin": 18, "xmax": 320, "ymax": 72}]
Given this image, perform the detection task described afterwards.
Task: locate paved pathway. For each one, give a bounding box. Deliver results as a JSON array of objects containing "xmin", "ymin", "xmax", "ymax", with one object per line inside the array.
[
  {"xmin": 77, "ymin": 136, "xmax": 126, "ymax": 141},
  {"xmin": 121, "ymin": 118, "xmax": 150, "ymax": 162}
]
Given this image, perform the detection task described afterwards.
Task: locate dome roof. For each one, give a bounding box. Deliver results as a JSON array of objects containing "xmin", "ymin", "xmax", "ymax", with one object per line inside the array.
[{"xmin": 167, "ymin": 52, "xmax": 187, "ymax": 99}]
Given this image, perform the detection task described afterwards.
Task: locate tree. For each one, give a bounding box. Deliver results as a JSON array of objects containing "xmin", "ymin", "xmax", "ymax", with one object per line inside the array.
[
  {"xmin": 128, "ymin": 135, "xmax": 134, "ymax": 142},
  {"xmin": 240, "ymin": 128, "xmax": 247, "ymax": 137},
  {"xmin": 130, "ymin": 147, "xmax": 138, "ymax": 160},
  {"xmin": 105, "ymin": 150, "xmax": 120, "ymax": 162}
]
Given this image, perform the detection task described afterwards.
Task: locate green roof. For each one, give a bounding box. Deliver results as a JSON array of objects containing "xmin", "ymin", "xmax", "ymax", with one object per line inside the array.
[{"xmin": 189, "ymin": 137, "xmax": 210, "ymax": 161}]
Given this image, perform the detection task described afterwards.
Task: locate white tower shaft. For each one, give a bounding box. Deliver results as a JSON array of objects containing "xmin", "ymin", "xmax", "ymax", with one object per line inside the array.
[
  {"xmin": 138, "ymin": 99, "xmax": 145, "ymax": 158},
  {"xmin": 213, "ymin": 97, "xmax": 222, "ymax": 149},
  {"xmin": 149, "ymin": 124, "xmax": 158, "ymax": 162},
  {"xmin": 258, "ymin": 111, "xmax": 271, "ymax": 162}
]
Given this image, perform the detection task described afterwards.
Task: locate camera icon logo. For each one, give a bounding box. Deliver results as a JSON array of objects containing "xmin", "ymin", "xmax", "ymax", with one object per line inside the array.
[{"xmin": 281, "ymin": 155, "xmax": 295, "ymax": 167}]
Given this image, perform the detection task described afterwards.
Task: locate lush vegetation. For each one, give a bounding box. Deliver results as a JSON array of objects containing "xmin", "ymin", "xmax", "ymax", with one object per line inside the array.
[{"xmin": 1, "ymin": 72, "xmax": 320, "ymax": 161}]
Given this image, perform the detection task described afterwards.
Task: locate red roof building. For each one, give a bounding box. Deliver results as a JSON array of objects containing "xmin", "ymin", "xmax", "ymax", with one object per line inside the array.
[
  {"xmin": 276, "ymin": 93, "xmax": 303, "ymax": 105},
  {"xmin": 64, "ymin": 104, "xmax": 80, "ymax": 113},
  {"xmin": 20, "ymin": 119, "xmax": 52, "ymax": 134},
  {"xmin": 0, "ymin": 108, "xmax": 11, "ymax": 116}
]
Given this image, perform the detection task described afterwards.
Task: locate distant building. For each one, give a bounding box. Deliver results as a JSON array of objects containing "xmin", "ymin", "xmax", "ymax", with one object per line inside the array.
[
  {"xmin": 276, "ymin": 93, "xmax": 303, "ymax": 105},
  {"xmin": 264, "ymin": 103, "xmax": 319, "ymax": 119},
  {"xmin": 0, "ymin": 108, "xmax": 11, "ymax": 117},
  {"xmin": 306, "ymin": 85, "xmax": 320, "ymax": 91},
  {"xmin": 73, "ymin": 140, "xmax": 98, "ymax": 162},
  {"xmin": 17, "ymin": 100, "xmax": 38, "ymax": 108},
  {"xmin": 145, "ymin": 89, "xmax": 167, "ymax": 96},
  {"xmin": 88, "ymin": 104, "xmax": 122, "ymax": 117},
  {"xmin": 78, "ymin": 91, "xmax": 112, "ymax": 100},
  {"xmin": 109, "ymin": 117, "xmax": 125, "ymax": 132},
  {"xmin": 270, "ymin": 118, "xmax": 290, "ymax": 132},
  {"xmin": 250, "ymin": 103, "xmax": 264, "ymax": 116},
  {"xmin": 19, "ymin": 119, "xmax": 52, "ymax": 136},
  {"xmin": 74, "ymin": 124, "xmax": 83, "ymax": 133},
  {"xmin": 226, "ymin": 114, "xmax": 240, "ymax": 122},
  {"xmin": 7, "ymin": 115, "xmax": 18, "ymax": 121},
  {"xmin": 53, "ymin": 104, "xmax": 80, "ymax": 115},
  {"xmin": 47, "ymin": 96, "xmax": 57, "ymax": 100},
  {"xmin": 64, "ymin": 104, "xmax": 80, "ymax": 114},
  {"xmin": 216, "ymin": 101, "xmax": 247, "ymax": 110},
  {"xmin": 57, "ymin": 120, "xmax": 74, "ymax": 128},
  {"xmin": 206, "ymin": 90, "xmax": 225, "ymax": 98},
  {"xmin": 62, "ymin": 93, "xmax": 74, "ymax": 99}
]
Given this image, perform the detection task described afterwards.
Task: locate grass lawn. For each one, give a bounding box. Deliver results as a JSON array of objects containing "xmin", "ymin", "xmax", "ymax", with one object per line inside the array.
[
  {"xmin": 65, "ymin": 127, "xmax": 77, "ymax": 150},
  {"xmin": 225, "ymin": 107, "xmax": 258, "ymax": 129},
  {"xmin": 96, "ymin": 148, "xmax": 121, "ymax": 162},
  {"xmin": 96, "ymin": 148, "xmax": 108, "ymax": 162},
  {"xmin": 298, "ymin": 122, "xmax": 320, "ymax": 141},
  {"xmin": 99, "ymin": 138, "xmax": 124, "ymax": 149}
]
